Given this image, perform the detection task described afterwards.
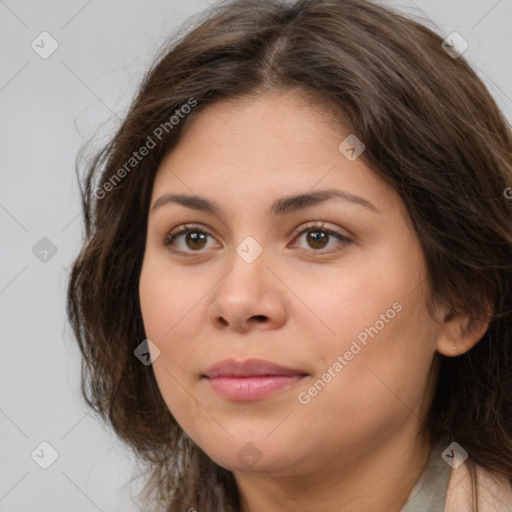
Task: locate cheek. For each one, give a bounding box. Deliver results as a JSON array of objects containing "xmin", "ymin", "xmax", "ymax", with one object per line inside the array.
[
  {"xmin": 305, "ymin": 288, "xmax": 438, "ymax": 429},
  {"xmin": 139, "ymin": 267, "xmax": 205, "ymax": 435},
  {"xmin": 138, "ymin": 262, "xmax": 199, "ymax": 414},
  {"xmin": 286, "ymin": 262, "xmax": 411, "ymax": 360},
  {"xmin": 296, "ymin": 259, "xmax": 438, "ymax": 414},
  {"xmin": 138, "ymin": 257, "xmax": 211, "ymax": 372},
  {"xmin": 139, "ymin": 257, "xmax": 204, "ymax": 342}
]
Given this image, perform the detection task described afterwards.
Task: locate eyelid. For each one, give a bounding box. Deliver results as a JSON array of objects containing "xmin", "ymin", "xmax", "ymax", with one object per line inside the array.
[
  {"xmin": 290, "ymin": 221, "xmax": 350, "ymax": 241},
  {"xmin": 166, "ymin": 222, "xmax": 211, "ymax": 239}
]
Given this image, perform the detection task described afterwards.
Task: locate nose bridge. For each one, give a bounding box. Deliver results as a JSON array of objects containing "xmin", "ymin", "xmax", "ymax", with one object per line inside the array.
[
  {"xmin": 222, "ymin": 235, "xmax": 268, "ymax": 296},
  {"xmin": 207, "ymin": 234, "xmax": 287, "ymax": 331}
]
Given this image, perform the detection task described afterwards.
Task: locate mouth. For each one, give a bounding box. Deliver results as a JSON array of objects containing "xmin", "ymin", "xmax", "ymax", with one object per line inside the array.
[{"xmin": 202, "ymin": 358, "xmax": 309, "ymax": 401}]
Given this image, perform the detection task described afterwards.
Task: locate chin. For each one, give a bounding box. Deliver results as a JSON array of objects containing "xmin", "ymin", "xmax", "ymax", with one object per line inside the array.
[{"xmin": 194, "ymin": 435, "xmax": 303, "ymax": 475}]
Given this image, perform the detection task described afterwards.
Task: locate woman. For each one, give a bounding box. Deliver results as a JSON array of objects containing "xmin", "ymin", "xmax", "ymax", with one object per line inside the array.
[{"xmin": 67, "ymin": 0, "xmax": 512, "ymax": 510}]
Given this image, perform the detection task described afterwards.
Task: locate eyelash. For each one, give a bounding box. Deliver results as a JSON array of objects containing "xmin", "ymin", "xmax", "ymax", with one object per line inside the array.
[{"xmin": 163, "ymin": 221, "xmax": 352, "ymax": 256}]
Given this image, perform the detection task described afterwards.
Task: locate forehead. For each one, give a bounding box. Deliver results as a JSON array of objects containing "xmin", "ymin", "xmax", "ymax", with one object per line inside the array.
[
  {"xmin": 174, "ymin": 89, "xmax": 347, "ymax": 151},
  {"xmin": 150, "ymin": 90, "xmax": 400, "ymax": 218}
]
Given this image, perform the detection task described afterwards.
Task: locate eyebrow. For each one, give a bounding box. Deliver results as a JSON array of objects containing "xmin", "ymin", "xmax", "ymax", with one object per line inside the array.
[{"xmin": 151, "ymin": 189, "xmax": 378, "ymax": 217}]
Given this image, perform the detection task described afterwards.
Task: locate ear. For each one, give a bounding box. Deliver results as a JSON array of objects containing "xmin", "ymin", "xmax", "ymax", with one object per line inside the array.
[{"xmin": 436, "ymin": 307, "xmax": 492, "ymax": 357}]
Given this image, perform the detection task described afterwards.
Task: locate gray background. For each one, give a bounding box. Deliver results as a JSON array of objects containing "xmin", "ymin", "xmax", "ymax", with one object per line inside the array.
[{"xmin": 1, "ymin": 0, "xmax": 511, "ymax": 510}]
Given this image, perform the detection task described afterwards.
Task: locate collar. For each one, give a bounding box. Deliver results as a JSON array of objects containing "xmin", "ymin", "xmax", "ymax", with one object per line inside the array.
[{"xmin": 400, "ymin": 442, "xmax": 451, "ymax": 512}]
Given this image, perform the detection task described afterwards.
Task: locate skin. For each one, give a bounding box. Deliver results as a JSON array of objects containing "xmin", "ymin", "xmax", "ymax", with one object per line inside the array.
[{"xmin": 138, "ymin": 89, "xmax": 489, "ymax": 512}]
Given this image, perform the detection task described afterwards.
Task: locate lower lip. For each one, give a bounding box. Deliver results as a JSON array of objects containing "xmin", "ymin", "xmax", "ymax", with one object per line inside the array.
[{"xmin": 205, "ymin": 375, "xmax": 305, "ymax": 401}]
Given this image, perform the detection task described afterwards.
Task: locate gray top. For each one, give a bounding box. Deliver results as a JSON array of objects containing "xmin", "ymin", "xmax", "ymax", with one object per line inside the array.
[{"xmin": 400, "ymin": 443, "xmax": 452, "ymax": 512}]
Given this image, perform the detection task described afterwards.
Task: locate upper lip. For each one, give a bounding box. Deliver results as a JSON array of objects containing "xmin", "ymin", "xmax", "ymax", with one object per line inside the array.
[{"xmin": 203, "ymin": 358, "xmax": 308, "ymax": 378}]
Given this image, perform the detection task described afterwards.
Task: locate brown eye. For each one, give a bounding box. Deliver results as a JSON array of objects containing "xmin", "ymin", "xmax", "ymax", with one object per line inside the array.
[
  {"xmin": 164, "ymin": 225, "xmax": 217, "ymax": 253},
  {"xmin": 306, "ymin": 230, "xmax": 330, "ymax": 249},
  {"xmin": 183, "ymin": 231, "xmax": 208, "ymax": 250},
  {"xmin": 291, "ymin": 222, "xmax": 352, "ymax": 254}
]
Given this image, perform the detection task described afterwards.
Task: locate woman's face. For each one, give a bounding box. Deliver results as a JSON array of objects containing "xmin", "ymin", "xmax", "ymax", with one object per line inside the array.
[{"xmin": 139, "ymin": 89, "xmax": 444, "ymax": 476}]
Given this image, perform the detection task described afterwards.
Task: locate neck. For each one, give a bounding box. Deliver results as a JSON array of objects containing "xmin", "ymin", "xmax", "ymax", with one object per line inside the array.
[{"xmin": 235, "ymin": 428, "xmax": 433, "ymax": 512}]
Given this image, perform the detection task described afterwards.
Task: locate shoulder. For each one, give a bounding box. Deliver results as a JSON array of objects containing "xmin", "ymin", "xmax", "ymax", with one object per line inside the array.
[{"xmin": 445, "ymin": 460, "xmax": 512, "ymax": 512}]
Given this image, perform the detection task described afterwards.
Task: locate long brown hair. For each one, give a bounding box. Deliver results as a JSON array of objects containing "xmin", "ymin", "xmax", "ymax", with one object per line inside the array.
[{"xmin": 67, "ymin": 0, "xmax": 512, "ymax": 510}]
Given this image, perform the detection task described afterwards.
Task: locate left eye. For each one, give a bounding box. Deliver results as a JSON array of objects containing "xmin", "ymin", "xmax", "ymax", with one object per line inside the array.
[
  {"xmin": 163, "ymin": 222, "xmax": 351, "ymax": 254},
  {"xmin": 290, "ymin": 222, "xmax": 351, "ymax": 253}
]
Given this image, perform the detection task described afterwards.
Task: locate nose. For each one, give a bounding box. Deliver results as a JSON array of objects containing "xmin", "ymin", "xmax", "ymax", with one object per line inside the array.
[{"xmin": 206, "ymin": 246, "xmax": 287, "ymax": 333}]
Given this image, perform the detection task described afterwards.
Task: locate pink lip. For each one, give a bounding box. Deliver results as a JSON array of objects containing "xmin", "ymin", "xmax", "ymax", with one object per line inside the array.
[{"xmin": 203, "ymin": 358, "xmax": 308, "ymax": 401}]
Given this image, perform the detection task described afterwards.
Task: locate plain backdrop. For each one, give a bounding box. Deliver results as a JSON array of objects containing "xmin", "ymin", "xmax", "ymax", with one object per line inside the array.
[{"xmin": 1, "ymin": 0, "xmax": 511, "ymax": 510}]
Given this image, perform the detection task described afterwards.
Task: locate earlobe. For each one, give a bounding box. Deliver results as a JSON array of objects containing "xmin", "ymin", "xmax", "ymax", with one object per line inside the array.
[{"xmin": 436, "ymin": 309, "xmax": 492, "ymax": 357}]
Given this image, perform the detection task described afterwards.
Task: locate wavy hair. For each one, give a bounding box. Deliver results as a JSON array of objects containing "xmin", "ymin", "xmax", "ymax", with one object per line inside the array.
[{"xmin": 67, "ymin": 0, "xmax": 512, "ymax": 510}]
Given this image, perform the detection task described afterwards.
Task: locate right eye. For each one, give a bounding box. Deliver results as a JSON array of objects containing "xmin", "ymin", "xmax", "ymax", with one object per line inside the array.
[{"xmin": 163, "ymin": 224, "xmax": 220, "ymax": 254}]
